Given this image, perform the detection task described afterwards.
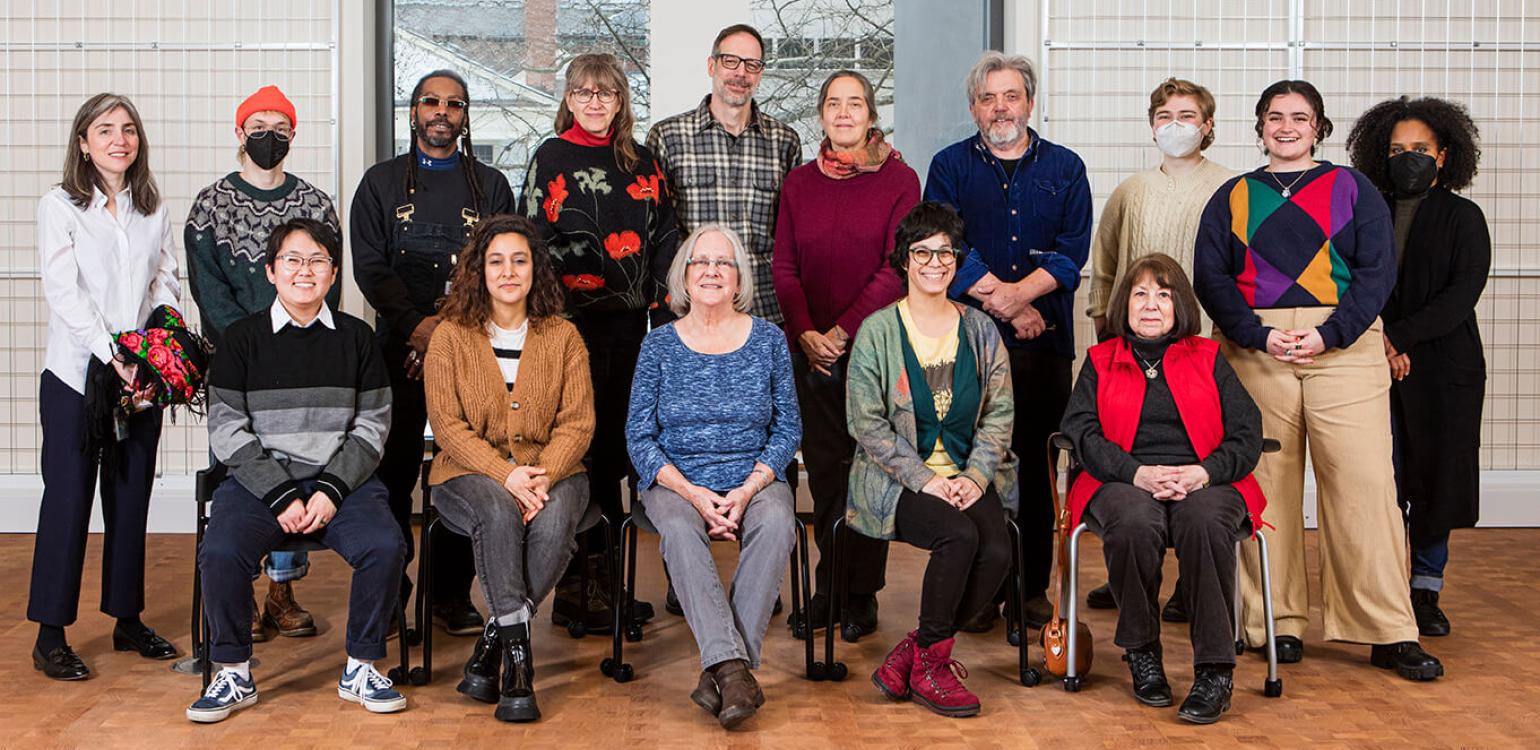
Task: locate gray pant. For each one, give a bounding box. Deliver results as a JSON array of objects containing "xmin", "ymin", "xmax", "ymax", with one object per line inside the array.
[
  {"xmin": 432, "ymin": 473, "xmax": 591, "ymax": 626},
  {"xmin": 641, "ymin": 481, "xmax": 796, "ymax": 670},
  {"xmin": 1085, "ymin": 482, "xmax": 1246, "ymax": 666}
]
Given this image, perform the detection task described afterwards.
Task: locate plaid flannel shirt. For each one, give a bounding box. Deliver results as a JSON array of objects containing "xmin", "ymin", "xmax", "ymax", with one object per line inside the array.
[{"xmin": 647, "ymin": 96, "xmax": 802, "ymax": 323}]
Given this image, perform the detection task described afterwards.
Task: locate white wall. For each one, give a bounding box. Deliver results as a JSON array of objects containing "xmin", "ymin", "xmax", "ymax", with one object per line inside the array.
[{"xmin": 649, "ymin": 0, "xmax": 752, "ymax": 123}]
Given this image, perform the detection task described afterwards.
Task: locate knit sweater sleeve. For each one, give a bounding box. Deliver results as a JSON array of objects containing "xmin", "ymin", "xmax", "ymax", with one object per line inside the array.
[
  {"xmin": 646, "ymin": 155, "xmax": 681, "ymax": 326},
  {"xmin": 1194, "ymin": 180, "xmax": 1271, "ymax": 351},
  {"xmin": 1087, "ymin": 180, "xmax": 1129, "ymax": 320},
  {"xmin": 535, "ymin": 326, "xmax": 596, "ymax": 483},
  {"xmin": 424, "ymin": 325, "xmax": 516, "ymax": 487},
  {"xmin": 315, "ymin": 323, "xmax": 392, "ymax": 506},
  {"xmin": 835, "ymin": 168, "xmax": 918, "ymax": 337},
  {"xmin": 320, "ymin": 195, "xmax": 344, "ymax": 315},
  {"xmin": 184, "ymin": 189, "xmax": 245, "ymax": 338},
  {"xmin": 754, "ymin": 324, "xmax": 802, "ymax": 479},
  {"xmin": 1199, "ymin": 351, "xmax": 1263, "ymax": 485},
  {"xmin": 206, "ymin": 322, "xmax": 304, "ymax": 514},
  {"xmin": 771, "ymin": 177, "xmax": 817, "ymax": 340},
  {"xmin": 1059, "ymin": 356, "xmax": 1143, "ymax": 485},
  {"xmin": 625, "ymin": 329, "xmax": 671, "ymax": 490},
  {"xmin": 1315, "ymin": 169, "xmax": 1396, "ymax": 351}
]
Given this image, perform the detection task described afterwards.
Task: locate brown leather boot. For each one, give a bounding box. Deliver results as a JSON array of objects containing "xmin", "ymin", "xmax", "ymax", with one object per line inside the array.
[
  {"xmin": 690, "ymin": 670, "xmax": 721, "ymax": 716},
  {"xmin": 263, "ymin": 581, "xmax": 317, "ymax": 637},
  {"xmin": 711, "ymin": 659, "xmax": 764, "ymax": 729},
  {"xmin": 250, "ymin": 595, "xmax": 272, "ymax": 643}
]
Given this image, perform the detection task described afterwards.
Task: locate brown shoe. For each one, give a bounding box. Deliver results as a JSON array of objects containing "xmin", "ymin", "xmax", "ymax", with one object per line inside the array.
[
  {"xmin": 263, "ymin": 581, "xmax": 317, "ymax": 637},
  {"xmin": 690, "ymin": 670, "xmax": 721, "ymax": 716},
  {"xmin": 712, "ymin": 659, "xmax": 764, "ymax": 729},
  {"xmin": 250, "ymin": 595, "xmax": 273, "ymax": 643}
]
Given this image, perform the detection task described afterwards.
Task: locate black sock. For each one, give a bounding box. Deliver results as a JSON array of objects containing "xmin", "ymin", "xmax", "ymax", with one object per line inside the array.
[
  {"xmin": 506, "ymin": 622, "xmax": 530, "ymax": 642},
  {"xmin": 36, "ymin": 624, "xmax": 67, "ymax": 653},
  {"xmin": 1195, "ymin": 662, "xmax": 1234, "ymax": 674},
  {"xmin": 115, "ymin": 616, "xmax": 147, "ymax": 635}
]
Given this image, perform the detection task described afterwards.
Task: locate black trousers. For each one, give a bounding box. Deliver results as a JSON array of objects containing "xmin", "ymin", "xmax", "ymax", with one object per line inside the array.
[
  {"xmin": 1085, "ymin": 482, "xmax": 1246, "ymax": 666},
  {"xmin": 572, "ymin": 310, "xmax": 647, "ymax": 524},
  {"xmin": 201, "ymin": 476, "xmax": 404, "ymax": 663},
  {"xmin": 378, "ymin": 336, "xmax": 474, "ymax": 602},
  {"xmin": 1006, "ymin": 348, "xmax": 1072, "ymax": 599},
  {"xmin": 793, "ymin": 352, "xmax": 888, "ymax": 597},
  {"xmin": 28, "ymin": 370, "xmax": 163, "ymax": 626},
  {"xmin": 894, "ymin": 485, "xmax": 1012, "ymax": 647}
]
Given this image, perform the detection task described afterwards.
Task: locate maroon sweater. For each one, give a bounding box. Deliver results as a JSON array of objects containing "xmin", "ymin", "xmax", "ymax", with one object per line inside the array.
[{"xmin": 772, "ymin": 156, "xmax": 921, "ymax": 344}]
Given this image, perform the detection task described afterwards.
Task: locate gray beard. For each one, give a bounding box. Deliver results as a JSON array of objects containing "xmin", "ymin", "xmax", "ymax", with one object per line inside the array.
[
  {"xmin": 984, "ymin": 120, "xmax": 1024, "ymax": 150},
  {"xmin": 422, "ymin": 130, "xmax": 457, "ymax": 149}
]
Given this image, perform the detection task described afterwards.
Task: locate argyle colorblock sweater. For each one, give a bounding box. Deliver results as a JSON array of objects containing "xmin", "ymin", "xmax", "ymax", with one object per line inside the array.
[
  {"xmin": 1193, "ymin": 163, "xmax": 1394, "ymax": 351},
  {"xmin": 207, "ymin": 311, "xmax": 392, "ymax": 513}
]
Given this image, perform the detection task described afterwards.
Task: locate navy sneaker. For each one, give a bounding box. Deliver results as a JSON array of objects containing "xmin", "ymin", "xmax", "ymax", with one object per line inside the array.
[
  {"xmin": 338, "ymin": 662, "xmax": 407, "ymax": 713},
  {"xmin": 186, "ymin": 669, "xmax": 259, "ymax": 723}
]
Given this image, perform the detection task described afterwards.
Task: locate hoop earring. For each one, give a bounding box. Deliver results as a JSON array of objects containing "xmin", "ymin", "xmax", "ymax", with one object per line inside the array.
[{"xmin": 82, "ymin": 152, "xmax": 91, "ymax": 162}]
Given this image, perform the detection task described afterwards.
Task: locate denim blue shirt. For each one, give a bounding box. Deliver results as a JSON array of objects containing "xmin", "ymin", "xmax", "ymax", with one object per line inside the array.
[
  {"xmin": 626, "ymin": 317, "xmax": 802, "ymax": 492},
  {"xmin": 924, "ymin": 129, "xmax": 1092, "ymax": 359}
]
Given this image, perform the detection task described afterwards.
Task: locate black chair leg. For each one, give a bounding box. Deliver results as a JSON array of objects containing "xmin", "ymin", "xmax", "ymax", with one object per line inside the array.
[
  {"xmin": 815, "ymin": 518, "xmax": 848, "ymax": 682},
  {"xmin": 791, "ymin": 520, "xmax": 817, "ymax": 679},
  {"xmin": 1007, "ymin": 520, "xmax": 1041, "ymax": 687},
  {"xmin": 417, "ymin": 515, "xmax": 436, "ymax": 683},
  {"xmin": 600, "ymin": 519, "xmax": 635, "ymax": 683}
]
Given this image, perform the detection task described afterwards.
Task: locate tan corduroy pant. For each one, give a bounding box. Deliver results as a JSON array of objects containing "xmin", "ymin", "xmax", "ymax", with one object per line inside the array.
[{"xmin": 1218, "ymin": 307, "xmax": 1418, "ymax": 646}]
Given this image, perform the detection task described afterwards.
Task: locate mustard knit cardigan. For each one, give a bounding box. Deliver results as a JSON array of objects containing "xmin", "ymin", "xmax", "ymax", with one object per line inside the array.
[{"xmin": 424, "ymin": 315, "xmax": 595, "ymax": 487}]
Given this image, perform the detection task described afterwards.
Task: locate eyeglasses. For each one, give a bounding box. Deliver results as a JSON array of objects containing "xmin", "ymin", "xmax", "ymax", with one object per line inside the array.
[
  {"xmin": 714, "ymin": 53, "xmax": 766, "ymax": 74},
  {"xmin": 244, "ymin": 127, "xmax": 292, "ymax": 141},
  {"xmin": 909, "ymin": 246, "xmax": 958, "ymax": 266},
  {"xmin": 568, "ymin": 88, "xmax": 619, "ymax": 104},
  {"xmin": 275, "ymin": 254, "xmax": 335, "ymax": 273},
  {"xmin": 686, "ymin": 258, "xmax": 739, "ymax": 271},
  {"xmin": 416, "ymin": 95, "xmax": 468, "ymax": 111}
]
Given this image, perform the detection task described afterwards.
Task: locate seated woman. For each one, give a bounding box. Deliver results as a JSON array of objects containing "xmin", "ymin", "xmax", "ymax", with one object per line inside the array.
[
  {"xmin": 1060, "ymin": 252, "xmax": 1264, "ymax": 725},
  {"xmin": 851, "ymin": 202, "xmax": 1018, "ymax": 719},
  {"xmin": 192, "ymin": 218, "xmax": 405, "ymax": 723},
  {"xmin": 625, "ymin": 224, "xmax": 800, "ymax": 730},
  {"xmin": 424, "ymin": 214, "xmax": 595, "ymax": 723}
]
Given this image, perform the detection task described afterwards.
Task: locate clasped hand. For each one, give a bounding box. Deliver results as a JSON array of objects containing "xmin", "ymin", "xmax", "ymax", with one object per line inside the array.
[
  {"xmin": 1383, "ymin": 333, "xmax": 1411, "ymax": 381},
  {"xmin": 685, "ymin": 484, "xmax": 748, "ymax": 541},
  {"xmin": 922, "ymin": 474, "xmax": 984, "ymax": 511},
  {"xmin": 276, "ymin": 491, "xmax": 338, "ymax": 535},
  {"xmin": 1132, "ymin": 464, "xmax": 1209, "ymax": 501},
  {"xmin": 505, "ymin": 465, "xmax": 550, "ymax": 524},
  {"xmin": 974, "ymin": 278, "xmax": 1046, "ymax": 340},
  {"xmin": 1266, "ymin": 327, "xmax": 1325, "ymax": 364}
]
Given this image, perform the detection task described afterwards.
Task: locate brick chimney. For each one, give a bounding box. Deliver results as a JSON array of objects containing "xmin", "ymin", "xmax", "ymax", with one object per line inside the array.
[{"xmin": 525, "ymin": 0, "xmax": 557, "ymax": 92}]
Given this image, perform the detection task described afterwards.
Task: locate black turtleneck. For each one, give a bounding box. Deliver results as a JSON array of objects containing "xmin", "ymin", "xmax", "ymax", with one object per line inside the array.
[{"xmin": 1060, "ymin": 335, "xmax": 1262, "ymax": 486}]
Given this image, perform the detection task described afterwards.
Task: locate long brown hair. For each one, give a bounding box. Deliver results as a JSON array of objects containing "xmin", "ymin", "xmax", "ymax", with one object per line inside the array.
[
  {"xmin": 438, "ymin": 214, "xmax": 565, "ymax": 328},
  {"xmin": 63, "ymin": 94, "xmax": 160, "ymax": 215},
  {"xmin": 1104, "ymin": 253, "xmax": 1203, "ymax": 340},
  {"xmin": 554, "ymin": 53, "xmax": 640, "ymax": 172}
]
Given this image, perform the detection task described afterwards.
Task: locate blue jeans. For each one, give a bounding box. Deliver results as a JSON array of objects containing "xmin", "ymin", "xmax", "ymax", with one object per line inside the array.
[{"xmin": 1410, "ymin": 533, "xmax": 1449, "ymax": 592}]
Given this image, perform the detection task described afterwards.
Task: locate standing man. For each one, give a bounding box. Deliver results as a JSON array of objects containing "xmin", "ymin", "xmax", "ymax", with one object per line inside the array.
[
  {"xmin": 351, "ymin": 69, "xmax": 515, "ymax": 636},
  {"xmin": 187, "ymin": 85, "xmax": 339, "ymax": 643},
  {"xmin": 645, "ymin": 22, "xmax": 802, "ymax": 616},
  {"xmin": 646, "ymin": 23, "xmax": 802, "ymax": 327},
  {"xmin": 925, "ymin": 52, "xmax": 1093, "ymax": 635}
]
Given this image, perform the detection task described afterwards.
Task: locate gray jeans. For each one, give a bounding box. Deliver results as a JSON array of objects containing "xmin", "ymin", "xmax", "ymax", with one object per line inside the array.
[
  {"xmin": 432, "ymin": 473, "xmax": 591, "ymax": 626},
  {"xmin": 640, "ymin": 481, "xmax": 795, "ymax": 670}
]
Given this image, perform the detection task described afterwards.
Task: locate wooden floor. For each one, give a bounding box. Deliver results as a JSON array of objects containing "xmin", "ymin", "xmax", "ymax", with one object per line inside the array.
[{"xmin": 4, "ymin": 527, "xmax": 1538, "ymax": 749}]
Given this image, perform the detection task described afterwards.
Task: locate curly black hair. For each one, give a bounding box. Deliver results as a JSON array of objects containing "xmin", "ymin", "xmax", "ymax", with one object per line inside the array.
[
  {"xmin": 890, "ymin": 201, "xmax": 967, "ymax": 276},
  {"xmin": 1346, "ymin": 96, "xmax": 1481, "ymax": 192}
]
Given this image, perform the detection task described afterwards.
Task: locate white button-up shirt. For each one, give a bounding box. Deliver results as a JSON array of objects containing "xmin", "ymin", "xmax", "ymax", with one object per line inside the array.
[
  {"xmin": 269, "ymin": 297, "xmax": 336, "ymax": 333},
  {"xmin": 38, "ymin": 185, "xmax": 181, "ymax": 393}
]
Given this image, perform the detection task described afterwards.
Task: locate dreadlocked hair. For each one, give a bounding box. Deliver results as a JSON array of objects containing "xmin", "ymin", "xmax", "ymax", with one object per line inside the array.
[
  {"xmin": 403, "ymin": 69, "xmax": 487, "ymax": 215},
  {"xmin": 1346, "ymin": 96, "xmax": 1482, "ymax": 193}
]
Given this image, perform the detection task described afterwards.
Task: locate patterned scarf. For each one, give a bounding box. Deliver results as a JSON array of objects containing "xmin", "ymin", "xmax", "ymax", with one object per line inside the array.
[{"xmin": 816, "ymin": 128, "xmax": 899, "ymax": 179}]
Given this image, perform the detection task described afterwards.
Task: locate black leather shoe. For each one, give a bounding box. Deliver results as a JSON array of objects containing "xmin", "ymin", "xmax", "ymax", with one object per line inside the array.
[
  {"xmin": 1021, "ymin": 594, "xmax": 1053, "ymax": 630},
  {"xmin": 1122, "ymin": 645, "xmax": 1173, "ymax": 707},
  {"xmin": 1086, "ymin": 583, "xmax": 1116, "ymax": 609},
  {"xmin": 665, "ymin": 584, "xmax": 683, "ymax": 616},
  {"xmin": 842, "ymin": 595, "xmax": 878, "ymax": 642},
  {"xmin": 1252, "ymin": 634, "xmax": 1303, "ymax": 663},
  {"xmin": 1411, "ymin": 589, "xmax": 1450, "ymax": 637},
  {"xmin": 958, "ymin": 603, "xmax": 999, "ymax": 633},
  {"xmin": 457, "ymin": 622, "xmax": 500, "ymax": 704},
  {"xmin": 495, "ymin": 623, "xmax": 539, "ymax": 722},
  {"xmin": 434, "ymin": 599, "xmax": 485, "ymax": 636},
  {"xmin": 1370, "ymin": 641, "xmax": 1444, "ymax": 681},
  {"xmin": 33, "ymin": 645, "xmax": 90, "ymax": 681},
  {"xmin": 1177, "ymin": 667, "xmax": 1233, "ymax": 724},
  {"xmin": 112, "ymin": 624, "xmax": 178, "ymax": 660},
  {"xmin": 788, "ymin": 593, "xmax": 833, "ymax": 640},
  {"xmin": 1161, "ymin": 596, "xmax": 1188, "ymax": 623}
]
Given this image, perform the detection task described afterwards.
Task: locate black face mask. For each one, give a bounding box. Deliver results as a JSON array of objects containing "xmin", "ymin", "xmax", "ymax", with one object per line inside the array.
[
  {"xmin": 244, "ymin": 131, "xmax": 290, "ymax": 170},
  {"xmin": 1388, "ymin": 151, "xmax": 1438, "ymax": 196}
]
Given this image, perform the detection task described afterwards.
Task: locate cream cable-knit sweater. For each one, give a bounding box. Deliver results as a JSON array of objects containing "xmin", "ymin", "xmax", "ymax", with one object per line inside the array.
[{"xmin": 1087, "ymin": 158, "xmax": 1234, "ymax": 319}]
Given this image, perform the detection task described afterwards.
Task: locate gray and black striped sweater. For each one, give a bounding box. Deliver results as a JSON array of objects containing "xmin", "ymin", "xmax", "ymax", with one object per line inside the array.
[{"xmin": 207, "ymin": 310, "xmax": 391, "ymax": 514}]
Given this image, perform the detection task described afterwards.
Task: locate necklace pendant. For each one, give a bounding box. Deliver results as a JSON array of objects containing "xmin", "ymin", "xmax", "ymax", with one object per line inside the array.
[
  {"xmin": 1281, "ymin": 188, "xmax": 1291, "ymax": 198},
  {"xmin": 1145, "ymin": 366, "xmax": 1158, "ymax": 379}
]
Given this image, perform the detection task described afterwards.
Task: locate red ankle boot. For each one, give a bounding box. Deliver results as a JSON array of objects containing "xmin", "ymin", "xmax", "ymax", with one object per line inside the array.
[
  {"xmin": 908, "ymin": 637, "xmax": 980, "ymax": 717},
  {"xmin": 872, "ymin": 630, "xmax": 918, "ymax": 700}
]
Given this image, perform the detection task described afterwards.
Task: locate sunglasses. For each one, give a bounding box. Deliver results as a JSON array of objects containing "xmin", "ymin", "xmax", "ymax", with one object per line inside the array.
[{"xmin": 416, "ymin": 95, "xmax": 468, "ymax": 111}]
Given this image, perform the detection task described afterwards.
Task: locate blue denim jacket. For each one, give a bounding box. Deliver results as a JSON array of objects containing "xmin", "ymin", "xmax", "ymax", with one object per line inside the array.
[{"xmin": 924, "ymin": 129, "xmax": 1092, "ymax": 359}]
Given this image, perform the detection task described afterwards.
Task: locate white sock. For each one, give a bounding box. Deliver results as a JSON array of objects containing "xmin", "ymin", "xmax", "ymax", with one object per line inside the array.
[
  {"xmin": 219, "ymin": 661, "xmax": 250, "ymax": 680},
  {"xmin": 495, "ymin": 603, "xmax": 531, "ymax": 628},
  {"xmin": 346, "ymin": 656, "xmax": 372, "ymax": 675}
]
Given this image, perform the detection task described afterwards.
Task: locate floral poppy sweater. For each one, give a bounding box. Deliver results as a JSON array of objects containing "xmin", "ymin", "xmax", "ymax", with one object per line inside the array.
[{"xmin": 519, "ymin": 138, "xmax": 681, "ymax": 315}]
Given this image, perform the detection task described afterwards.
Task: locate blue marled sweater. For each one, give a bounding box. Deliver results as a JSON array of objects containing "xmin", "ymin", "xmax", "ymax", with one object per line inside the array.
[{"xmin": 626, "ymin": 316, "xmax": 801, "ymax": 491}]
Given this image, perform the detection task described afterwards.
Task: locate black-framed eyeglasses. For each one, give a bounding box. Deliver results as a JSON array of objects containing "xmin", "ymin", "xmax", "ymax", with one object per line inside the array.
[
  {"xmin": 275, "ymin": 254, "xmax": 335, "ymax": 273},
  {"xmin": 714, "ymin": 53, "xmax": 766, "ymax": 73},
  {"xmin": 909, "ymin": 246, "xmax": 958, "ymax": 266},
  {"xmin": 686, "ymin": 258, "xmax": 739, "ymax": 271},
  {"xmin": 244, "ymin": 127, "xmax": 292, "ymax": 142},
  {"xmin": 416, "ymin": 95, "xmax": 468, "ymax": 111},
  {"xmin": 568, "ymin": 88, "xmax": 620, "ymax": 104}
]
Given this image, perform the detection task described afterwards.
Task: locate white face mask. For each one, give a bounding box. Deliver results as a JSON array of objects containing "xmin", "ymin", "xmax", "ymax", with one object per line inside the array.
[{"xmin": 1154, "ymin": 120, "xmax": 1204, "ymax": 158}]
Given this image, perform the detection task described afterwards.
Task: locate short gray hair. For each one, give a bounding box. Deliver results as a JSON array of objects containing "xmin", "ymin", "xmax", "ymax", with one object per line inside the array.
[
  {"xmin": 965, "ymin": 52, "xmax": 1037, "ymax": 104},
  {"xmin": 666, "ymin": 224, "xmax": 756, "ymax": 316}
]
